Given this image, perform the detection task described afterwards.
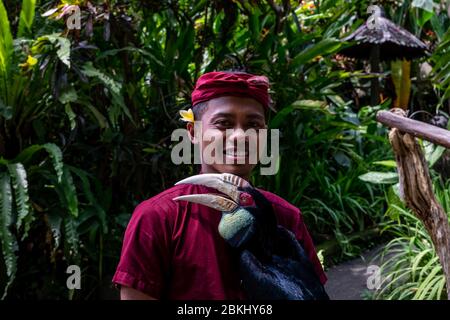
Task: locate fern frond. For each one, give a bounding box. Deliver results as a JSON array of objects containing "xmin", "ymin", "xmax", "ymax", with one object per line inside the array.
[{"xmin": 0, "ymin": 173, "xmax": 18, "ymax": 299}]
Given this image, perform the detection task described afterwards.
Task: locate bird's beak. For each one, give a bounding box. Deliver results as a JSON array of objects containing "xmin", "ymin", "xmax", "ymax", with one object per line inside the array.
[{"xmin": 172, "ymin": 173, "xmax": 251, "ymax": 212}]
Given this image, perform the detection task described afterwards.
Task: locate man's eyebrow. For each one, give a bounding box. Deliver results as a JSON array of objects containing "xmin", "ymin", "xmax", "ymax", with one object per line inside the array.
[
  {"xmin": 210, "ymin": 112, "xmax": 234, "ymax": 119},
  {"xmin": 209, "ymin": 112, "xmax": 265, "ymax": 121},
  {"xmin": 246, "ymin": 113, "xmax": 265, "ymax": 120}
]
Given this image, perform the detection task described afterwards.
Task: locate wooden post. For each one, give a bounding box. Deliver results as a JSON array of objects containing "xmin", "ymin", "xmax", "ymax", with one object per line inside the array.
[
  {"xmin": 377, "ymin": 108, "xmax": 450, "ymax": 299},
  {"xmin": 370, "ymin": 45, "xmax": 380, "ymax": 106}
]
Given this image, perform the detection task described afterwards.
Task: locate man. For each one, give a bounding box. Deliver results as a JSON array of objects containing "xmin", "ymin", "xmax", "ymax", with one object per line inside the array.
[{"xmin": 112, "ymin": 71, "xmax": 327, "ymax": 299}]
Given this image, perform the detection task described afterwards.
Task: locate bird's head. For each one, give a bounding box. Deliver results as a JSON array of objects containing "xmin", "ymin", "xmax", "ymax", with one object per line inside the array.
[{"xmin": 173, "ymin": 173, "xmax": 277, "ymax": 249}]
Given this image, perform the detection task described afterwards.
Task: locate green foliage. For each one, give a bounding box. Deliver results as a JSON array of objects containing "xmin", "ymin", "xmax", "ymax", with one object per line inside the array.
[
  {"xmin": 433, "ymin": 28, "xmax": 450, "ymax": 104},
  {"xmin": 372, "ymin": 178, "xmax": 449, "ymax": 300},
  {"xmin": 17, "ymin": 0, "xmax": 36, "ymax": 37},
  {"xmin": 0, "ymin": 172, "xmax": 16, "ymax": 299},
  {"xmin": 7, "ymin": 163, "xmax": 29, "ymax": 230},
  {"xmin": 359, "ymin": 171, "xmax": 399, "ymax": 184},
  {"xmin": 0, "ymin": 0, "xmax": 13, "ymax": 100},
  {"xmin": 0, "ymin": 141, "xmax": 78, "ymax": 297},
  {"xmin": 0, "ymin": 0, "xmax": 448, "ymax": 299}
]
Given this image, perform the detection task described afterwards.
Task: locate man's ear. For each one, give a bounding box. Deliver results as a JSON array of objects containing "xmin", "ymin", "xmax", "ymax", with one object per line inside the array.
[{"xmin": 187, "ymin": 122, "xmax": 199, "ymax": 144}]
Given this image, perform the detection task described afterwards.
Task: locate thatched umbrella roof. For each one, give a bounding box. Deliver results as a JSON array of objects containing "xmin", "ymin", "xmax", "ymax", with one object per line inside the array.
[
  {"xmin": 341, "ymin": 15, "xmax": 429, "ymax": 61},
  {"xmin": 339, "ymin": 8, "xmax": 429, "ymax": 105}
]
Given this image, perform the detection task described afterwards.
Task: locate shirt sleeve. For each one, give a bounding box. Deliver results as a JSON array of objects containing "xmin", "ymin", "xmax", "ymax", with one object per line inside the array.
[
  {"xmin": 292, "ymin": 209, "xmax": 328, "ymax": 285},
  {"xmin": 112, "ymin": 200, "xmax": 172, "ymax": 298}
]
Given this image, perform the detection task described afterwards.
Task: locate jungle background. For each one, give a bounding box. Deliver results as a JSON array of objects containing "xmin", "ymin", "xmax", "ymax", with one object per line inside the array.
[{"xmin": 0, "ymin": 0, "xmax": 449, "ymax": 300}]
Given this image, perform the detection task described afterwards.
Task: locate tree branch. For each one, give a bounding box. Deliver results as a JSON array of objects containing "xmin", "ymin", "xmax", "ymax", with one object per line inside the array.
[{"xmin": 377, "ymin": 110, "xmax": 450, "ymax": 149}]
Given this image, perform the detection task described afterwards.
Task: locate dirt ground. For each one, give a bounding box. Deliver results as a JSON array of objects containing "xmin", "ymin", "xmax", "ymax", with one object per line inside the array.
[{"xmin": 324, "ymin": 244, "xmax": 388, "ymax": 300}]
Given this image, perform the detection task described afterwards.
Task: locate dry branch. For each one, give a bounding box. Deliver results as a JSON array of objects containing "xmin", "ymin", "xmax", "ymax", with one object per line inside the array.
[{"xmin": 377, "ymin": 108, "xmax": 450, "ymax": 299}]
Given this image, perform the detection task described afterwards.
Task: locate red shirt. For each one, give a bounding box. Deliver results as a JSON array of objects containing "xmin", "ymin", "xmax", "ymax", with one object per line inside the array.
[{"xmin": 112, "ymin": 183, "xmax": 327, "ymax": 299}]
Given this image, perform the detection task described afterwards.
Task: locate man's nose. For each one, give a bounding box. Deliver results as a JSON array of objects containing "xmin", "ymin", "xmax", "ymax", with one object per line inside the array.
[{"xmin": 226, "ymin": 127, "xmax": 248, "ymax": 142}]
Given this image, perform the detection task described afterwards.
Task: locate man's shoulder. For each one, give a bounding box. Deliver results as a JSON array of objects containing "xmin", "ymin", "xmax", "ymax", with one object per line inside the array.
[
  {"xmin": 134, "ymin": 183, "xmax": 215, "ymax": 213},
  {"xmin": 144, "ymin": 184, "xmax": 191, "ymax": 202}
]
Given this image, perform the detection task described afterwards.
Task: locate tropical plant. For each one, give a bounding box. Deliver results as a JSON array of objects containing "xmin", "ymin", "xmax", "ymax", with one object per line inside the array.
[
  {"xmin": 433, "ymin": 28, "xmax": 450, "ymax": 108},
  {"xmin": 360, "ymin": 129, "xmax": 449, "ymax": 300},
  {"xmin": 371, "ymin": 177, "xmax": 449, "ymax": 300},
  {"xmin": 1, "ymin": 0, "xmax": 446, "ymax": 299}
]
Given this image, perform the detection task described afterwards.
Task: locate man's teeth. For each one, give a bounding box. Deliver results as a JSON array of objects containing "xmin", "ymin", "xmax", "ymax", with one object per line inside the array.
[{"xmin": 224, "ymin": 150, "xmax": 248, "ymax": 157}]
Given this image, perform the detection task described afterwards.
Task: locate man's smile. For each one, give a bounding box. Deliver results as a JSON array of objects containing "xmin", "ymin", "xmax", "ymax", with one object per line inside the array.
[{"xmin": 223, "ymin": 148, "xmax": 250, "ymax": 159}]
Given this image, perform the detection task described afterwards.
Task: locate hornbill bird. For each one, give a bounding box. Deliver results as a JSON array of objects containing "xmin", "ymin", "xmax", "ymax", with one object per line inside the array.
[{"xmin": 173, "ymin": 173, "xmax": 329, "ymax": 300}]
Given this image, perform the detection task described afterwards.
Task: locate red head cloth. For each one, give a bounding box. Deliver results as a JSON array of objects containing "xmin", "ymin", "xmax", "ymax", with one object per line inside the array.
[{"xmin": 191, "ymin": 71, "xmax": 271, "ymax": 109}]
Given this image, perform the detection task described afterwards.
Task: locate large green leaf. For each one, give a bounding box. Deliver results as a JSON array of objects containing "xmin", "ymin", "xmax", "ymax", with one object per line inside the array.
[
  {"xmin": 43, "ymin": 143, "xmax": 64, "ymax": 183},
  {"xmin": 423, "ymin": 140, "xmax": 446, "ymax": 168},
  {"xmin": 0, "ymin": 172, "xmax": 17, "ymax": 299},
  {"xmin": 358, "ymin": 171, "xmax": 399, "ymax": 184},
  {"xmin": 7, "ymin": 163, "xmax": 30, "ymax": 230},
  {"xmin": 433, "ymin": 29, "xmax": 450, "ymax": 105},
  {"xmin": 33, "ymin": 34, "xmax": 71, "ymax": 68},
  {"xmin": 371, "ymin": 160, "xmax": 397, "ymax": 168},
  {"xmin": 0, "ymin": 0, "xmax": 13, "ymax": 100},
  {"xmin": 411, "ymin": 0, "xmax": 435, "ymax": 13},
  {"xmin": 18, "ymin": 0, "xmax": 37, "ymax": 37},
  {"xmin": 12, "ymin": 145, "xmax": 42, "ymax": 163},
  {"xmin": 290, "ymin": 38, "xmax": 342, "ymax": 69},
  {"xmin": 13, "ymin": 143, "xmax": 64, "ymax": 182},
  {"xmin": 69, "ymin": 166, "xmax": 107, "ymax": 233},
  {"xmin": 59, "ymin": 88, "xmax": 78, "ymax": 130},
  {"xmin": 269, "ymin": 100, "xmax": 329, "ymax": 128},
  {"xmin": 64, "ymin": 216, "xmax": 79, "ymax": 262},
  {"xmin": 82, "ymin": 62, "xmax": 133, "ymax": 127},
  {"xmin": 61, "ymin": 166, "xmax": 78, "ymax": 218},
  {"xmin": 411, "ymin": 0, "xmax": 435, "ymax": 28},
  {"xmin": 85, "ymin": 101, "xmax": 108, "ymax": 129},
  {"xmin": 430, "ymin": 14, "xmax": 445, "ymax": 41}
]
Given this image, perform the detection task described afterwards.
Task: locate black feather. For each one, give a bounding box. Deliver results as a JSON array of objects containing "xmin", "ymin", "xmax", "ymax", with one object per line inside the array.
[{"xmin": 235, "ymin": 186, "xmax": 329, "ymax": 300}]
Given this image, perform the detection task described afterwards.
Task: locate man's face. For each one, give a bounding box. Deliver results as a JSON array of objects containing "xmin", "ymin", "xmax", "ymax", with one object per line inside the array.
[{"xmin": 188, "ymin": 96, "xmax": 267, "ymax": 180}]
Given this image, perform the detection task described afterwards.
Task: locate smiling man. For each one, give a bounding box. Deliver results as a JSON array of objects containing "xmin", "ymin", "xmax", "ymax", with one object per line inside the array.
[
  {"xmin": 112, "ymin": 71, "xmax": 327, "ymax": 300},
  {"xmin": 187, "ymin": 95, "xmax": 267, "ymax": 179}
]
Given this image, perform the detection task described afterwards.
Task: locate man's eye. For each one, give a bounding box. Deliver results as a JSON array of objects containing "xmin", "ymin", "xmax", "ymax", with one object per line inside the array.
[
  {"xmin": 214, "ymin": 120, "xmax": 232, "ymax": 127},
  {"xmin": 248, "ymin": 122, "xmax": 264, "ymax": 129}
]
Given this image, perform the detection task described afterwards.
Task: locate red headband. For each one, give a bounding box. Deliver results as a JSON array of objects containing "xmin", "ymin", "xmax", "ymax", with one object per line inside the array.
[{"xmin": 191, "ymin": 71, "xmax": 271, "ymax": 109}]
